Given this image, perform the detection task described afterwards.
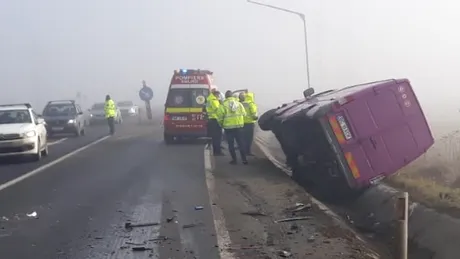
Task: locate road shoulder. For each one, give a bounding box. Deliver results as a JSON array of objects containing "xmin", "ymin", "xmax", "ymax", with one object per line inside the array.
[{"xmin": 207, "ymin": 148, "xmax": 380, "ymax": 259}]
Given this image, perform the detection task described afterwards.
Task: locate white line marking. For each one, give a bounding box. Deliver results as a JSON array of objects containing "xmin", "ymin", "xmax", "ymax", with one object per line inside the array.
[
  {"xmin": 204, "ymin": 145, "xmax": 236, "ymax": 259},
  {"xmin": 48, "ymin": 138, "xmax": 68, "ymax": 146},
  {"xmin": 0, "ymin": 135, "xmax": 111, "ymax": 192}
]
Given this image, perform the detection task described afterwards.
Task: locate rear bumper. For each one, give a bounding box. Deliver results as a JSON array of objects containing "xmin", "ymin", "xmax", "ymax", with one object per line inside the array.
[
  {"xmin": 46, "ymin": 124, "xmax": 79, "ymax": 134},
  {"xmin": 0, "ymin": 136, "xmax": 38, "ymax": 156}
]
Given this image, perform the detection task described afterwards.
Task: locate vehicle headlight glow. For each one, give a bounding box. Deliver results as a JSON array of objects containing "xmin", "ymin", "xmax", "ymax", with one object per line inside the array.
[
  {"xmin": 23, "ymin": 131, "xmax": 36, "ymax": 138},
  {"xmin": 68, "ymin": 119, "xmax": 75, "ymax": 124}
]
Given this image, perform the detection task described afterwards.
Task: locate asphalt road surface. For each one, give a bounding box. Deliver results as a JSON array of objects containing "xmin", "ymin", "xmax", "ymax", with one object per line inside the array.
[{"xmin": 0, "ymin": 121, "xmax": 220, "ymax": 259}]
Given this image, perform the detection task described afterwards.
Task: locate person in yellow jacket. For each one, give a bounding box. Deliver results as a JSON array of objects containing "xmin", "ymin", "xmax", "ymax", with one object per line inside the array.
[
  {"xmin": 217, "ymin": 90, "xmax": 248, "ymax": 165},
  {"xmin": 205, "ymin": 89, "xmax": 223, "ymax": 156},
  {"xmin": 104, "ymin": 94, "xmax": 116, "ymax": 135},
  {"xmin": 239, "ymin": 92, "xmax": 258, "ymax": 156}
]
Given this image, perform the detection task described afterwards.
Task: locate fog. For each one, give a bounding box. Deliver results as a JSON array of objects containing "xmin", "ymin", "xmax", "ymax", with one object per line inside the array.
[{"xmin": 1, "ymin": 0, "xmax": 459, "ymax": 135}]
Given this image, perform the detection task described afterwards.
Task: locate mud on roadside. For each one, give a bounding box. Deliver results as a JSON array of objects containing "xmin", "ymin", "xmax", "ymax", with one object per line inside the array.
[{"xmin": 211, "ymin": 153, "xmax": 385, "ymax": 259}]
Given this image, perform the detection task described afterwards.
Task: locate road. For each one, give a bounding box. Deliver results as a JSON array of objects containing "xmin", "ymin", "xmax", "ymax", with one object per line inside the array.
[{"xmin": 0, "ymin": 121, "xmax": 220, "ymax": 259}]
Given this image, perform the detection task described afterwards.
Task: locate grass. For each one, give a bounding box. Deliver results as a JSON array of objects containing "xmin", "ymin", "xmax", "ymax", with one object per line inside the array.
[{"xmin": 386, "ymin": 130, "xmax": 460, "ymax": 217}]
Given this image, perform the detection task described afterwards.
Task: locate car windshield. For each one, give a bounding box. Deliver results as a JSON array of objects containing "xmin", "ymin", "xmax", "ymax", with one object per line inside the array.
[
  {"xmin": 43, "ymin": 104, "xmax": 76, "ymax": 116},
  {"xmin": 0, "ymin": 110, "xmax": 32, "ymax": 124},
  {"xmin": 117, "ymin": 101, "xmax": 133, "ymax": 107},
  {"xmin": 166, "ymin": 88, "xmax": 209, "ymax": 107},
  {"xmin": 91, "ymin": 103, "xmax": 105, "ymax": 110}
]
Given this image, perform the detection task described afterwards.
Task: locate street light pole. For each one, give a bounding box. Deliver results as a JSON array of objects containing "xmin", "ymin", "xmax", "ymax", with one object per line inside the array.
[{"xmin": 247, "ymin": 0, "xmax": 311, "ymax": 88}]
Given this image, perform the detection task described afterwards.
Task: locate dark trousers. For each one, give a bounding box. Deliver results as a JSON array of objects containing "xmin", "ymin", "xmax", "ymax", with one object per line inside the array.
[
  {"xmin": 225, "ymin": 128, "xmax": 247, "ymax": 162},
  {"xmin": 208, "ymin": 119, "xmax": 222, "ymax": 154},
  {"xmin": 107, "ymin": 117, "xmax": 115, "ymax": 135},
  {"xmin": 243, "ymin": 123, "xmax": 255, "ymax": 154}
]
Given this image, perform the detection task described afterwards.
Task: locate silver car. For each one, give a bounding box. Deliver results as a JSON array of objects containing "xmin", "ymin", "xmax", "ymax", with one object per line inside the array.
[
  {"xmin": 89, "ymin": 102, "xmax": 122, "ymax": 125},
  {"xmin": 117, "ymin": 101, "xmax": 139, "ymax": 117}
]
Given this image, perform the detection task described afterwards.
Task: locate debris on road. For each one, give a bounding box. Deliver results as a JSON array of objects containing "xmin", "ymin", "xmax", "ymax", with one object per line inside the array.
[
  {"xmin": 275, "ymin": 216, "xmax": 312, "ymax": 223},
  {"xmin": 124, "ymin": 222, "xmax": 159, "ymax": 229},
  {"xmin": 166, "ymin": 216, "xmax": 175, "ymax": 222},
  {"xmin": 289, "ymin": 202, "xmax": 312, "ymax": 212},
  {"xmin": 277, "ymin": 250, "xmax": 292, "ymax": 257},
  {"xmin": 126, "ymin": 241, "xmax": 146, "ymax": 246},
  {"xmin": 194, "ymin": 206, "xmax": 204, "ymax": 210},
  {"xmin": 132, "ymin": 246, "xmax": 153, "ymax": 251},
  {"xmin": 241, "ymin": 211, "xmax": 267, "ymax": 217},
  {"xmin": 182, "ymin": 222, "xmax": 204, "ymax": 229},
  {"xmin": 26, "ymin": 211, "xmax": 38, "ymax": 219},
  {"xmin": 149, "ymin": 236, "xmax": 169, "ymax": 242}
]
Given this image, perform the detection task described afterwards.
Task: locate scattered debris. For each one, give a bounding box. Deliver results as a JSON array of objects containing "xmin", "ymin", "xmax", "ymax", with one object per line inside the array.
[
  {"xmin": 149, "ymin": 236, "xmax": 169, "ymax": 242},
  {"xmin": 132, "ymin": 246, "xmax": 153, "ymax": 251},
  {"xmin": 275, "ymin": 216, "xmax": 312, "ymax": 223},
  {"xmin": 94, "ymin": 237, "xmax": 103, "ymax": 240},
  {"xmin": 241, "ymin": 211, "xmax": 267, "ymax": 217},
  {"xmin": 291, "ymin": 202, "xmax": 312, "ymax": 212},
  {"xmin": 182, "ymin": 222, "xmax": 204, "ymax": 229},
  {"xmin": 124, "ymin": 222, "xmax": 159, "ymax": 229},
  {"xmin": 126, "ymin": 241, "xmax": 146, "ymax": 246},
  {"xmin": 26, "ymin": 211, "xmax": 38, "ymax": 219},
  {"xmin": 277, "ymin": 250, "xmax": 292, "ymax": 257},
  {"xmin": 194, "ymin": 206, "xmax": 204, "ymax": 210},
  {"xmin": 1, "ymin": 216, "xmax": 9, "ymax": 221},
  {"xmin": 166, "ymin": 216, "xmax": 175, "ymax": 223},
  {"xmin": 307, "ymin": 235, "xmax": 316, "ymax": 243}
]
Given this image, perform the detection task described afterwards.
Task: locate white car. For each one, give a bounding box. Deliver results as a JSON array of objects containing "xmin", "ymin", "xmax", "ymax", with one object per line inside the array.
[{"xmin": 0, "ymin": 103, "xmax": 49, "ymax": 161}]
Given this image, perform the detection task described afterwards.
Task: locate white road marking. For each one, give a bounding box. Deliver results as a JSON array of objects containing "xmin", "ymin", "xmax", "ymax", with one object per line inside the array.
[
  {"xmin": 48, "ymin": 138, "xmax": 68, "ymax": 146},
  {"xmin": 0, "ymin": 135, "xmax": 111, "ymax": 192},
  {"xmin": 204, "ymin": 145, "xmax": 236, "ymax": 259}
]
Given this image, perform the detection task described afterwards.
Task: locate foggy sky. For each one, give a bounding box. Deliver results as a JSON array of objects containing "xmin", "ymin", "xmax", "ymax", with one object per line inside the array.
[{"xmin": 1, "ymin": 0, "xmax": 459, "ymax": 133}]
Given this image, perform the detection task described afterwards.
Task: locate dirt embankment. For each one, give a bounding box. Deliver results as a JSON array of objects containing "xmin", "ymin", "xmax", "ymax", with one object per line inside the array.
[{"xmin": 210, "ymin": 150, "xmax": 384, "ymax": 259}]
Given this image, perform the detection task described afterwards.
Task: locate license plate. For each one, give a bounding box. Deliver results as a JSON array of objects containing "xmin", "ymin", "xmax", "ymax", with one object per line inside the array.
[
  {"xmin": 172, "ymin": 116, "xmax": 188, "ymax": 121},
  {"xmin": 52, "ymin": 127, "xmax": 64, "ymax": 131},
  {"xmin": 336, "ymin": 115, "xmax": 352, "ymax": 140}
]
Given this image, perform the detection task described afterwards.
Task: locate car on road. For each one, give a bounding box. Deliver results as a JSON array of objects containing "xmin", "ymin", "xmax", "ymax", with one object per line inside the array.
[
  {"xmin": 117, "ymin": 101, "xmax": 139, "ymax": 117},
  {"xmin": 89, "ymin": 102, "xmax": 122, "ymax": 125},
  {"xmin": 42, "ymin": 100, "xmax": 86, "ymax": 137},
  {"xmin": 0, "ymin": 103, "xmax": 49, "ymax": 161}
]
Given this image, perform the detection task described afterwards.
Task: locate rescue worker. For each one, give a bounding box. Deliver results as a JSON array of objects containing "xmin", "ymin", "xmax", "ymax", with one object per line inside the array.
[
  {"xmin": 217, "ymin": 90, "xmax": 248, "ymax": 165},
  {"xmin": 205, "ymin": 89, "xmax": 223, "ymax": 156},
  {"xmin": 239, "ymin": 92, "xmax": 258, "ymax": 156},
  {"xmin": 104, "ymin": 94, "xmax": 116, "ymax": 135}
]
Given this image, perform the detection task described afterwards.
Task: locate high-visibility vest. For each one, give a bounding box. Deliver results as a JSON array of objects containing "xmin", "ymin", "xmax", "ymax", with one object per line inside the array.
[
  {"xmin": 205, "ymin": 94, "xmax": 220, "ymax": 119},
  {"xmin": 217, "ymin": 97, "xmax": 246, "ymax": 129},
  {"xmin": 104, "ymin": 99, "xmax": 116, "ymax": 118}
]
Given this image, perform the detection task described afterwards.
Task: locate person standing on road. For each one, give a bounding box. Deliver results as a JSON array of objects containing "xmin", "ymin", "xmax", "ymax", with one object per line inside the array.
[
  {"xmin": 104, "ymin": 95, "xmax": 116, "ymax": 135},
  {"xmin": 217, "ymin": 90, "xmax": 248, "ymax": 165},
  {"xmin": 205, "ymin": 89, "xmax": 224, "ymax": 156},
  {"xmin": 239, "ymin": 92, "xmax": 258, "ymax": 156}
]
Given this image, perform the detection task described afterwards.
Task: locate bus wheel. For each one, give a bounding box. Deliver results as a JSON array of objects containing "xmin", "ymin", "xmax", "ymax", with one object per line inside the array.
[{"xmin": 164, "ymin": 133, "xmax": 174, "ymax": 145}]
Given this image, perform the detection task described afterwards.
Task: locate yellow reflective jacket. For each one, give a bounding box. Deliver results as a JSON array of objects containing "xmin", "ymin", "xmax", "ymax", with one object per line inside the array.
[
  {"xmin": 217, "ymin": 97, "xmax": 246, "ymax": 129},
  {"xmin": 242, "ymin": 92, "xmax": 258, "ymax": 124},
  {"xmin": 205, "ymin": 94, "xmax": 220, "ymax": 119},
  {"xmin": 104, "ymin": 99, "xmax": 116, "ymax": 118}
]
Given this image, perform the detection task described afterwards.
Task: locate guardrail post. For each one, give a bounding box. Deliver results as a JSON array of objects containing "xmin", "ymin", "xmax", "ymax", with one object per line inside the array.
[{"xmin": 396, "ymin": 192, "xmax": 409, "ymax": 259}]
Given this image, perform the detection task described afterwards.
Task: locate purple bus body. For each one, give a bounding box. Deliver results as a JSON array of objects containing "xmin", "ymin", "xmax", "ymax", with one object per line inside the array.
[{"xmin": 327, "ymin": 79, "xmax": 434, "ymax": 187}]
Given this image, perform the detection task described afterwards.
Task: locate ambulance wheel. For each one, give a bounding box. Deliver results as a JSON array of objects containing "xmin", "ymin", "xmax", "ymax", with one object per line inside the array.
[{"xmin": 164, "ymin": 133, "xmax": 174, "ymax": 145}]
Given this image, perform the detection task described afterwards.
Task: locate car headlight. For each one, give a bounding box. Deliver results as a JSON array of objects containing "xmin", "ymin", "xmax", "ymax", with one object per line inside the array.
[
  {"xmin": 23, "ymin": 131, "xmax": 36, "ymax": 138},
  {"xmin": 68, "ymin": 119, "xmax": 75, "ymax": 124}
]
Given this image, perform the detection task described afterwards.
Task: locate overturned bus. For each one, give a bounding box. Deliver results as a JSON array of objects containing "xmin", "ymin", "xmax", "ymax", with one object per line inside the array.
[{"xmin": 258, "ymin": 79, "xmax": 434, "ymax": 200}]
